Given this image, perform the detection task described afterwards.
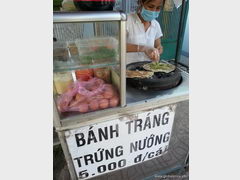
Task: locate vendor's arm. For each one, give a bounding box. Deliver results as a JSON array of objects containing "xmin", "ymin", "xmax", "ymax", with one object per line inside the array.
[
  {"xmin": 127, "ymin": 43, "xmax": 147, "ymax": 53},
  {"xmin": 154, "ymin": 38, "xmax": 163, "ymax": 54}
]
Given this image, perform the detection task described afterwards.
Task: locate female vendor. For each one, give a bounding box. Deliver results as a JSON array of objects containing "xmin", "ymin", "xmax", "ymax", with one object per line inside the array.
[{"xmin": 126, "ymin": 0, "xmax": 164, "ymax": 64}]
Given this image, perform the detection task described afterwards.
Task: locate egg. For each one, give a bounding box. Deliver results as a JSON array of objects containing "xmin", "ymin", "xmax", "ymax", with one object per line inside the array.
[
  {"xmin": 99, "ymin": 99, "xmax": 109, "ymax": 109},
  {"xmin": 89, "ymin": 100, "xmax": 99, "ymax": 111},
  {"xmin": 103, "ymin": 88, "xmax": 114, "ymax": 99},
  {"xmin": 79, "ymin": 103, "xmax": 89, "ymax": 113},
  {"xmin": 95, "ymin": 94, "xmax": 104, "ymax": 99},
  {"xmin": 109, "ymin": 96, "xmax": 119, "ymax": 107}
]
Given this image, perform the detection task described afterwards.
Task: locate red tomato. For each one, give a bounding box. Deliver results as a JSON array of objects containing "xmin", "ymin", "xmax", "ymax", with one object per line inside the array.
[{"xmin": 75, "ymin": 69, "xmax": 93, "ymax": 81}]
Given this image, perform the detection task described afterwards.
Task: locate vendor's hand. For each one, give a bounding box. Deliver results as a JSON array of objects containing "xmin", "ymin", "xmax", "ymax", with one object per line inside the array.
[
  {"xmin": 156, "ymin": 45, "xmax": 163, "ymax": 55},
  {"xmin": 144, "ymin": 47, "xmax": 160, "ymax": 61}
]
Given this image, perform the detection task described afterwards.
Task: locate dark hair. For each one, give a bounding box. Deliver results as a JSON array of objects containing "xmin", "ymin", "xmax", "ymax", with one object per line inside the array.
[
  {"xmin": 138, "ymin": 0, "xmax": 165, "ymax": 5},
  {"xmin": 139, "ymin": 0, "xmax": 151, "ymax": 4},
  {"xmin": 137, "ymin": 0, "xmax": 165, "ymax": 12}
]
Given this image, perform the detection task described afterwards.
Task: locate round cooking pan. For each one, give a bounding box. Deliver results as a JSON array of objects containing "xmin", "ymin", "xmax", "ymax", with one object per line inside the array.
[{"xmin": 126, "ymin": 61, "xmax": 182, "ymax": 90}]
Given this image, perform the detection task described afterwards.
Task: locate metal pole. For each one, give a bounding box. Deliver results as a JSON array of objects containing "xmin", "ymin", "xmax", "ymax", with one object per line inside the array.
[
  {"xmin": 53, "ymin": 11, "xmax": 127, "ymax": 23},
  {"xmin": 53, "ymin": 97, "xmax": 62, "ymax": 128},
  {"xmin": 57, "ymin": 131, "xmax": 78, "ymax": 180},
  {"xmin": 120, "ymin": 20, "xmax": 127, "ymax": 107},
  {"xmin": 175, "ymin": 0, "xmax": 188, "ymax": 65},
  {"xmin": 122, "ymin": 0, "xmax": 127, "ymax": 12}
]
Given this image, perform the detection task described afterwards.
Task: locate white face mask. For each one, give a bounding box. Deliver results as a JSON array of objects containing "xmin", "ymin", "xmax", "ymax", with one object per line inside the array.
[{"xmin": 140, "ymin": 6, "xmax": 160, "ymax": 21}]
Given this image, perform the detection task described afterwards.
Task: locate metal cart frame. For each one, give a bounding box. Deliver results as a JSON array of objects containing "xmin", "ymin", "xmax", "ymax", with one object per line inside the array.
[{"xmin": 53, "ymin": 9, "xmax": 189, "ymax": 180}]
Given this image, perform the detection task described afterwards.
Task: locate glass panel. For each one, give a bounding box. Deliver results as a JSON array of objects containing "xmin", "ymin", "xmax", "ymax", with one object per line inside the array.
[
  {"xmin": 53, "ymin": 21, "xmax": 121, "ymax": 120},
  {"xmin": 53, "ymin": 21, "xmax": 120, "ymax": 72}
]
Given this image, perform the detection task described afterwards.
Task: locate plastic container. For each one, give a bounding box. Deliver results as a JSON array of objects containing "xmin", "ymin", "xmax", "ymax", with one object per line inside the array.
[
  {"xmin": 53, "ymin": 41, "xmax": 69, "ymax": 61},
  {"xmin": 53, "ymin": 72, "xmax": 73, "ymax": 94},
  {"xmin": 93, "ymin": 67, "xmax": 111, "ymax": 83},
  {"xmin": 67, "ymin": 41, "xmax": 79, "ymax": 57},
  {"xmin": 75, "ymin": 69, "xmax": 94, "ymax": 81},
  {"xmin": 75, "ymin": 37, "xmax": 119, "ymax": 64}
]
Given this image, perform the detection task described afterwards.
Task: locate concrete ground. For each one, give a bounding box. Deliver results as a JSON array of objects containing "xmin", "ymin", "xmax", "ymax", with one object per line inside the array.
[{"xmin": 54, "ymin": 100, "xmax": 189, "ymax": 180}]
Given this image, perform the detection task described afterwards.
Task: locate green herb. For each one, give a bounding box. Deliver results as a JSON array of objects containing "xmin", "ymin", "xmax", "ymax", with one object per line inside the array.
[
  {"xmin": 53, "ymin": 0, "xmax": 63, "ymax": 11},
  {"xmin": 80, "ymin": 46, "xmax": 117, "ymax": 64},
  {"xmin": 149, "ymin": 62, "xmax": 171, "ymax": 70}
]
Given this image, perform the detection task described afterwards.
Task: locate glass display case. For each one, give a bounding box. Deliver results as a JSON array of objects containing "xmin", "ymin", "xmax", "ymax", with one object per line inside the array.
[{"xmin": 53, "ymin": 11, "xmax": 127, "ymax": 128}]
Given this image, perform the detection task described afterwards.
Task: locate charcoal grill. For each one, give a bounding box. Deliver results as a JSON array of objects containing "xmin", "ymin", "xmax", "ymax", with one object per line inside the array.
[{"xmin": 126, "ymin": 61, "xmax": 182, "ymax": 90}]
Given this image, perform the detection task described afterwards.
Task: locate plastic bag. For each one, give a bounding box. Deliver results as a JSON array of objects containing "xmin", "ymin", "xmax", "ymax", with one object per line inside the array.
[{"xmin": 57, "ymin": 77, "xmax": 119, "ymax": 113}]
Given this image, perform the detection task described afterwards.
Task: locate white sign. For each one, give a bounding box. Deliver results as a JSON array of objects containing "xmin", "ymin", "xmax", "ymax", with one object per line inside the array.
[{"xmin": 65, "ymin": 105, "xmax": 176, "ymax": 179}]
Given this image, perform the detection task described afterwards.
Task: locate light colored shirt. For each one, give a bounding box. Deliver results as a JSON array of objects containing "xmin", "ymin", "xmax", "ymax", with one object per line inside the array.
[{"xmin": 126, "ymin": 13, "xmax": 163, "ymax": 64}]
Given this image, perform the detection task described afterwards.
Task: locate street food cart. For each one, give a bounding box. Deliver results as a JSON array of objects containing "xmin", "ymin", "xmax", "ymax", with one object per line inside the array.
[{"xmin": 53, "ymin": 9, "xmax": 189, "ymax": 180}]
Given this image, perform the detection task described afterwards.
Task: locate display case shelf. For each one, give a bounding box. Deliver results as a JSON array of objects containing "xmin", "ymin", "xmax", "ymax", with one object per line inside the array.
[{"xmin": 54, "ymin": 60, "xmax": 119, "ymax": 72}]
